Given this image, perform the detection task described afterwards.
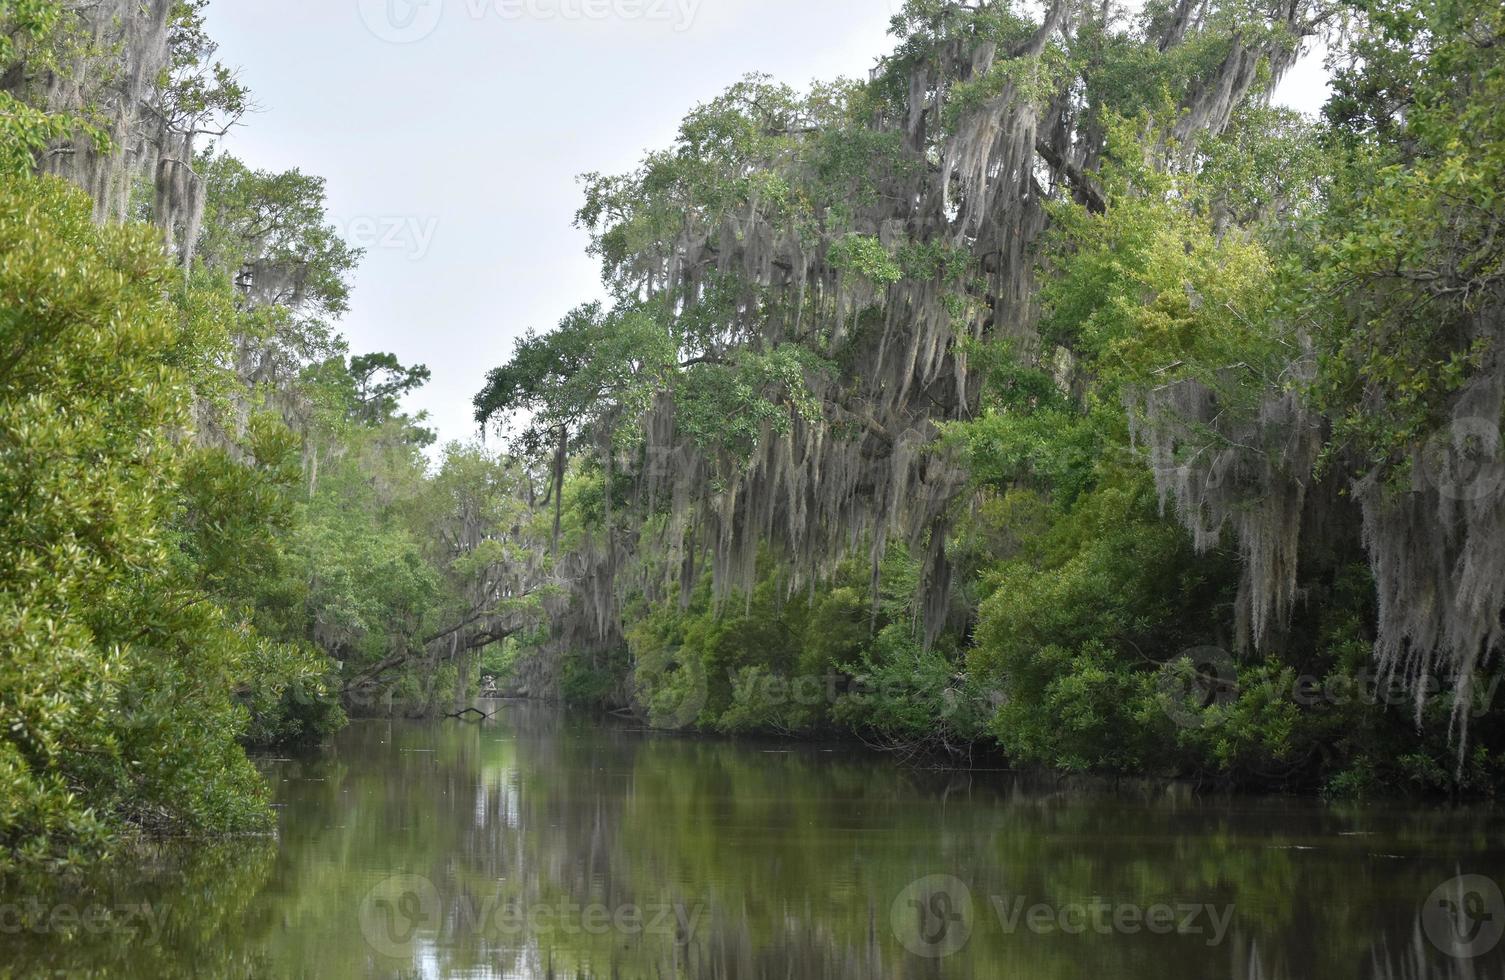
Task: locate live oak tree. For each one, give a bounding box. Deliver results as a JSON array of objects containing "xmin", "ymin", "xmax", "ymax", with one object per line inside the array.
[
  {"xmin": 474, "ymin": 0, "xmax": 1323, "ymax": 711},
  {"xmin": 477, "ymin": 0, "xmax": 1505, "ymax": 792}
]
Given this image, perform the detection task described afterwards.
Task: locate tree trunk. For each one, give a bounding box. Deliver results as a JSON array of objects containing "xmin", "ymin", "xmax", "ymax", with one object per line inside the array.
[
  {"xmin": 454, "ymin": 636, "xmax": 474, "ymax": 716},
  {"xmin": 424, "ymin": 633, "xmax": 455, "ymax": 719}
]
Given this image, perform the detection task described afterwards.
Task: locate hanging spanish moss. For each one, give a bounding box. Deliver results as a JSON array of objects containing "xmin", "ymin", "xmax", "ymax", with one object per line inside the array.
[
  {"xmin": 27, "ymin": 0, "xmax": 175, "ymax": 223},
  {"xmin": 8, "ymin": 0, "xmax": 213, "ymax": 267},
  {"xmin": 1129, "ymin": 355, "xmax": 1326, "ymax": 652},
  {"xmin": 1358, "ymin": 304, "xmax": 1505, "ymax": 746},
  {"xmin": 483, "ymin": 0, "xmax": 1328, "ymax": 668},
  {"xmin": 1133, "ymin": 272, "xmax": 1505, "ymax": 762}
]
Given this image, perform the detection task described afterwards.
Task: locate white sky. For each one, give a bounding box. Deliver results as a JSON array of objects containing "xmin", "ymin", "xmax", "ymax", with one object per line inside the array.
[{"xmin": 204, "ymin": 0, "xmax": 1331, "ymax": 451}]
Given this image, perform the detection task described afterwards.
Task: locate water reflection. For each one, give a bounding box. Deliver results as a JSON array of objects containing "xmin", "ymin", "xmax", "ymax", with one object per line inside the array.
[{"xmin": 1, "ymin": 702, "xmax": 1502, "ymax": 979}]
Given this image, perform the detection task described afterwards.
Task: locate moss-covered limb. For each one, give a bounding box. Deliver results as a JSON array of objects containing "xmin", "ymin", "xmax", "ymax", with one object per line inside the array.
[
  {"xmin": 476, "ymin": 0, "xmax": 1325, "ymax": 683},
  {"xmin": 472, "ymin": 0, "xmax": 1505, "ymax": 793}
]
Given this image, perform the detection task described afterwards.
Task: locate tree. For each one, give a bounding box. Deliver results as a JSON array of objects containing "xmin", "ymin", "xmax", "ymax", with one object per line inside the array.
[{"xmin": 0, "ymin": 173, "xmax": 325, "ymax": 869}]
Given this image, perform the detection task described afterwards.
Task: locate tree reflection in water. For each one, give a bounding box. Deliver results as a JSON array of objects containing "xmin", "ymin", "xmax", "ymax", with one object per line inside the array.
[{"xmin": 1, "ymin": 703, "xmax": 1501, "ymax": 979}]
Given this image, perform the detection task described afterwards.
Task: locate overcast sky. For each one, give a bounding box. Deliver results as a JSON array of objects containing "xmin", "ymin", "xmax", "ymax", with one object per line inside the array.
[{"xmin": 204, "ymin": 0, "xmax": 1330, "ymax": 452}]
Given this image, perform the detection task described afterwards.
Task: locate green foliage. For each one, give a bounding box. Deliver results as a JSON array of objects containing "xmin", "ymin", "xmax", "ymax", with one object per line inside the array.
[
  {"xmin": 0, "ymin": 1, "xmax": 84, "ymax": 176},
  {"xmin": 295, "ymin": 445, "xmax": 442, "ymax": 671},
  {"xmin": 1310, "ymin": 0, "xmax": 1505, "ymax": 468},
  {"xmin": 619, "ymin": 545, "xmax": 986, "ymax": 748},
  {"xmin": 832, "ymin": 625, "xmax": 992, "ymax": 748},
  {"xmin": 475, "ymin": 0, "xmax": 1505, "ymax": 798},
  {"xmin": 0, "ymin": 174, "xmax": 326, "ymax": 869},
  {"xmin": 942, "ymin": 344, "xmax": 1101, "ymax": 506},
  {"xmin": 969, "ymin": 463, "xmax": 1235, "ymax": 772},
  {"xmin": 196, "ymin": 153, "xmax": 363, "ymax": 383},
  {"xmin": 557, "ymin": 647, "xmax": 624, "ymax": 707},
  {"xmin": 160, "ymin": 1, "xmax": 250, "ymax": 132},
  {"xmin": 475, "ymin": 302, "xmax": 678, "ymax": 458},
  {"xmin": 1, "ymin": 0, "xmax": 1483, "ymax": 842},
  {"xmin": 1037, "ymin": 113, "xmax": 1289, "ymax": 391},
  {"xmin": 828, "ymin": 234, "xmax": 902, "ymax": 286},
  {"xmin": 0, "ymin": 89, "xmax": 73, "ymax": 176},
  {"xmin": 0, "ymin": 0, "xmax": 567, "ymax": 869},
  {"xmin": 674, "ymin": 345, "xmax": 828, "ymax": 457}
]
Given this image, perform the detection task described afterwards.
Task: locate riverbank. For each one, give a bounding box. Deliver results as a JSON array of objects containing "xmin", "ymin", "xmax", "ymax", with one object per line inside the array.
[{"xmin": 3, "ymin": 707, "xmax": 1502, "ymax": 979}]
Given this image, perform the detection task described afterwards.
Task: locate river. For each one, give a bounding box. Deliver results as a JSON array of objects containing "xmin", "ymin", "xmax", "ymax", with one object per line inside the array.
[{"xmin": 3, "ymin": 702, "xmax": 1503, "ymax": 978}]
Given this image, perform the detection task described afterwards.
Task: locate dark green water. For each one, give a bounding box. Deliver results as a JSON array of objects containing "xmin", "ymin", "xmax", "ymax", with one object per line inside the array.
[{"xmin": 3, "ymin": 702, "xmax": 1504, "ymax": 978}]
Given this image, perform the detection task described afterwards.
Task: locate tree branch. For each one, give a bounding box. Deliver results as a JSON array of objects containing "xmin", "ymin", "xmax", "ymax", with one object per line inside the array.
[{"xmin": 1035, "ymin": 140, "xmax": 1107, "ymax": 215}]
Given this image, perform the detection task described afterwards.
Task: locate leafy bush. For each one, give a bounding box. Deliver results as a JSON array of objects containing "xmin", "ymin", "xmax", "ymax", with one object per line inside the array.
[{"xmin": 0, "ymin": 175, "xmax": 324, "ymax": 869}]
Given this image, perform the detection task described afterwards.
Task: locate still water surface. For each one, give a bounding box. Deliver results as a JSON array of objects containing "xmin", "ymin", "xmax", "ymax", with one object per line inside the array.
[{"xmin": 5, "ymin": 702, "xmax": 1505, "ymax": 978}]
